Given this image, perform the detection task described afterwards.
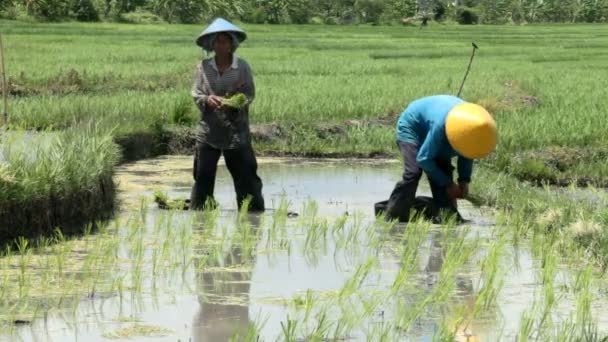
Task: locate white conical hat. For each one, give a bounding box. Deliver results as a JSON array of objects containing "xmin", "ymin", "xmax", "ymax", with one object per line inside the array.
[{"xmin": 195, "ymin": 18, "xmax": 246, "ymax": 51}]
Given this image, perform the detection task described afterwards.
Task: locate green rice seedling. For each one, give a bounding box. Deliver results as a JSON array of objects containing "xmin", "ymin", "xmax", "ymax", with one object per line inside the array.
[
  {"xmin": 292, "ymin": 289, "xmax": 316, "ymax": 324},
  {"xmin": 238, "ymin": 196, "xmax": 253, "ymax": 222},
  {"xmin": 229, "ymin": 322, "xmax": 259, "ymax": 342},
  {"xmin": 433, "ymin": 320, "xmax": 457, "ymax": 342},
  {"xmin": 395, "ymin": 227, "xmax": 477, "ymax": 333},
  {"xmin": 367, "ymin": 218, "xmax": 395, "ymax": 254},
  {"xmin": 463, "ymin": 233, "xmax": 506, "ymax": 329},
  {"xmin": 152, "ymin": 189, "xmax": 170, "ymax": 208},
  {"xmin": 556, "ymin": 321, "xmax": 608, "ymax": 342},
  {"xmin": 16, "ymin": 237, "xmax": 32, "ymax": 301},
  {"xmin": 338, "ymin": 257, "xmax": 378, "ymax": 302},
  {"xmin": 151, "ymin": 239, "xmax": 162, "ymax": 278},
  {"xmin": 0, "ymin": 272, "xmax": 8, "ymax": 306},
  {"xmin": 266, "ymin": 195, "xmax": 290, "ymax": 247},
  {"xmin": 138, "ymin": 197, "xmax": 149, "ymax": 225},
  {"xmin": 364, "ymin": 321, "xmax": 395, "ymax": 342},
  {"xmin": 280, "ymin": 315, "xmax": 299, "ymax": 342},
  {"xmin": 299, "ymin": 200, "xmax": 319, "ymax": 227},
  {"xmin": 222, "ymin": 93, "xmax": 248, "ymax": 110},
  {"xmin": 302, "ymin": 217, "xmax": 329, "ymax": 264},
  {"xmin": 331, "ymin": 213, "xmax": 348, "ymax": 238},
  {"xmin": 306, "ymin": 312, "xmax": 335, "ymax": 341},
  {"xmin": 517, "ymin": 305, "xmax": 537, "ymax": 342},
  {"xmin": 200, "ymin": 203, "xmax": 221, "ymax": 233},
  {"xmin": 574, "ymin": 264, "xmax": 594, "ymax": 328},
  {"xmin": 390, "ymin": 219, "xmax": 431, "ymax": 294},
  {"xmin": 357, "ymin": 290, "xmax": 387, "ymax": 321},
  {"xmin": 334, "ymin": 298, "xmax": 369, "ymax": 336},
  {"xmin": 536, "ymin": 242, "xmax": 559, "ymax": 336},
  {"xmin": 346, "ymin": 211, "xmax": 366, "ymax": 245}
]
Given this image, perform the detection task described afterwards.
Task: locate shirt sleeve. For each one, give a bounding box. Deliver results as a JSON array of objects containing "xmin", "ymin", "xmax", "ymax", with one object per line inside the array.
[
  {"xmin": 416, "ymin": 124, "xmax": 453, "ymax": 187},
  {"xmin": 240, "ymin": 61, "xmax": 255, "ymax": 105},
  {"xmin": 457, "ymin": 157, "xmax": 473, "ymax": 183},
  {"xmin": 191, "ymin": 63, "xmax": 207, "ymax": 111}
]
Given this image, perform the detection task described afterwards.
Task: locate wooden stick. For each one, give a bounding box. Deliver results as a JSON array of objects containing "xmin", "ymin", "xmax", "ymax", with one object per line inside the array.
[{"xmin": 0, "ymin": 33, "xmax": 8, "ymax": 127}]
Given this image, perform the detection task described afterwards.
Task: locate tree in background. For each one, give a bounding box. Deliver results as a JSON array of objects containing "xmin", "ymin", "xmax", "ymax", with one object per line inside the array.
[
  {"xmin": 539, "ymin": 0, "xmax": 578, "ymax": 22},
  {"xmin": 0, "ymin": 0, "xmax": 13, "ymax": 12},
  {"xmin": 2, "ymin": 0, "xmax": 608, "ymax": 23},
  {"xmin": 480, "ymin": 0, "xmax": 510, "ymax": 23},
  {"xmin": 72, "ymin": 0, "xmax": 99, "ymax": 21},
  {"xmin": 354, "ymin": 0, "xmax": 386, "ymax": 24},
  {"xmin": 21, "ymin": 0, "xmax": 71, "ymax": 19},
  {"xmin": 256, "ymin": 0, "xmax": 289, "ymax": 24},
  {"xmin": 286, "ymin": 0, "xmax": 313, "ymax": 23},
  {"xmin": 151, "ymin": 0, "xmax": 242, "ymax": 23},
  {"xmin": 578, "ymin": 0, "xmax": 606, "ymax": 21}
]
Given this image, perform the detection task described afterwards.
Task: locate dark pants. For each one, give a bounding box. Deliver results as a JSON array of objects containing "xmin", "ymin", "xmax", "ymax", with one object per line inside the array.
[
  {"xmin": 190, "ymin": 143, "xmax": 265, "ymax": 211},
  {"xmin": 385, "ymin": 142, "xmax": 460, "ymax": 222}
]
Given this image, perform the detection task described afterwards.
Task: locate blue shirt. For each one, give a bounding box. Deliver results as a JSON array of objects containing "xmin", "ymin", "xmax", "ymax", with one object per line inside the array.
[{"xmin": 396, "ymin": 95, "xmax": 473, "ymax": 186}]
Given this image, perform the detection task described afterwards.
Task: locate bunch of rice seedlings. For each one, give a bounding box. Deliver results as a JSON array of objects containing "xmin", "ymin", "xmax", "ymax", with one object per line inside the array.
[{"xmin": 222, "ymin": 93, "xmax": 248, "ymax": 110}]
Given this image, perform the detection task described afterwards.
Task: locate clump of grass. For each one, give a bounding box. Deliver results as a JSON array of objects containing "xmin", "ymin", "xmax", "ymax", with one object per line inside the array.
[
  {"xmin": 152, "ymin": 189, "xmax": 189, "ymax": 210},
  {"xmin": 102, "ymin": 323, "xmax": 173, "ymax": 339},
  {"xmin": 0, "ymin": 126, "xmax": 119, "ymax": 242}
]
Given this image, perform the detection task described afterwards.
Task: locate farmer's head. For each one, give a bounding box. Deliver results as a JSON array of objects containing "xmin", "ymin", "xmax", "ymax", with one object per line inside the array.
[
  {"xmin": 211, "ymin": 32, "xmax": 238, "ymax": 55},
  {"xmin": 445, "ymin": 103, "xmax": 497, "ymax": 159},
  {"xmin": 195, "ymin": 18, "xmax": 246, "ymax": 54}
]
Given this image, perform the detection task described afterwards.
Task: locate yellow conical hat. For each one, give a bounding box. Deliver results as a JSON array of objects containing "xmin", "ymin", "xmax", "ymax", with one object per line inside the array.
[{"xmin": 446, "ymin": 102, "xmax": 497, "ymax": 159}]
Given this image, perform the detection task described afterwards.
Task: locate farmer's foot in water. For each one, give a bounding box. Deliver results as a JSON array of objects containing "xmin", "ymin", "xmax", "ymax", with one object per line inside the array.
[{"xmin": 431, "ymin": 212, "xmax": 468, "ymax": 225}]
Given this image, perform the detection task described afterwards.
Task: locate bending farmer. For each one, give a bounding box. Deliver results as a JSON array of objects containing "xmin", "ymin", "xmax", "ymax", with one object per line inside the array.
[
  {"xmin": 383, "ymin": 95, "xmax": 497, "ymax": 223},
  {"xmin": 190, "ymin": 18, "xmax": 265, "ymax": 211}
]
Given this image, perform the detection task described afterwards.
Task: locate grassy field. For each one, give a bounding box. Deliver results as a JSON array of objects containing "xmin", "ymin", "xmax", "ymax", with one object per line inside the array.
[
  {"xmin": 2, "ymin": 20, "xmax": 608, "ymax": 340},
  {"xmin": 1, "ymin": 21, "xmax": 608, "ymax": 245},
  {"xmin": 2, "ymin": 21, "xmax": 608, "ymax": 176}
]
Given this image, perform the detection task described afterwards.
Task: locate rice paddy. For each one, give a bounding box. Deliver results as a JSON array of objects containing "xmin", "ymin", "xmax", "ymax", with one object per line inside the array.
[
  {"xmin": 0, "ymin": 158, "xmax": 607, "ymax": 341},
  {"xmin": 1, "ymin": 19, "xmax": 608, "ymax": 341}
]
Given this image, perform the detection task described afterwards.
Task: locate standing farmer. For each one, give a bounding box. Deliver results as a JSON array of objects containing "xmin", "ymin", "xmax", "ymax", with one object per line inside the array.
[
  {"xmin": 381, "ymin": 95, "xmax": 496, "ymax": 223},
  {"xmin": 190, "ymin": 18, "xmax": 264, "ymax": 211}
]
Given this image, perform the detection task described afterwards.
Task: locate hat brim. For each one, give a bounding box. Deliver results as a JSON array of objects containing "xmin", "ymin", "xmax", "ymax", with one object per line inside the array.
[{"xmin": 195, "ymin": 31, "xmax": 247, "ymax": 50}]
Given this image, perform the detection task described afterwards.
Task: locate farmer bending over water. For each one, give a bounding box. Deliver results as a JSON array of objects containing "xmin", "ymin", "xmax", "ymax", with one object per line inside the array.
[
  {"xmin": 378, "ymin": 95, "xmax": 497, "ymax": 223},
  {"xmin": 190, "ymin": 18, "xmax": 265, "ymax": 211}
]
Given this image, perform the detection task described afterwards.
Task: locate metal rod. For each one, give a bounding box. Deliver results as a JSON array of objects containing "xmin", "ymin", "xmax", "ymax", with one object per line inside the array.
[{"xmin": 457, "ymin": 42, "xmax": 479, "ymax": 98}]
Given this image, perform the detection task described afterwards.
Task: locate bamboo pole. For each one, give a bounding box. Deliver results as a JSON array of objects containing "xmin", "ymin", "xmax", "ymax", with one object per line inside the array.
[{"xmin": 0, "ymin": 33, "xmax": 8, "ymax": 127}]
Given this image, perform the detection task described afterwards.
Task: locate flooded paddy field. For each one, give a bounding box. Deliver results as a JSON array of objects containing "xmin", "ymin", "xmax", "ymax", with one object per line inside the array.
[{"xmin": 2, "ymin": 157, "xmax": 607, "ymax": 341}]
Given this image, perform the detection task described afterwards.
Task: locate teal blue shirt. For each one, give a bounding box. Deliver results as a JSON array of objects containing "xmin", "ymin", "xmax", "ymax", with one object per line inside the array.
[{"xmin": 396, "ymin": 95, "xmax": 473, "ymax": 187}]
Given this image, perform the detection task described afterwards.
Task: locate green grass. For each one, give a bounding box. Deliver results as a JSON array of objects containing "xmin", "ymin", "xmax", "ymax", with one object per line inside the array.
[
  {"xmin": 0, "ymin": 127, "xmax": 119, "ymax": 241},
  {"xmin": 1, "ymin": 20, "xmax": 608, "ymax": 339},
  {"xmin": 2, "ymin": 20, "xmax": 608, "ymax": 181}
]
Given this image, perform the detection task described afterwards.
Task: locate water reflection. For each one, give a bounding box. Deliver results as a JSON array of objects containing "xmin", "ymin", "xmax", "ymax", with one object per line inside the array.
[
  {"xmin": 423, "ymin": 230, "xmax": 479, "ymax": 341},
  {"xmin": 192, "ymin": 213, "xmax": 263, "ymax": 341}
]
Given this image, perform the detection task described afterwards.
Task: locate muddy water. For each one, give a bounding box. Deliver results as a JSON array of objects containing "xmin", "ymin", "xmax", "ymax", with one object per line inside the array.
[{"xmin": 3, "ymin": 156, "xmax": 608, "ymax": 341}]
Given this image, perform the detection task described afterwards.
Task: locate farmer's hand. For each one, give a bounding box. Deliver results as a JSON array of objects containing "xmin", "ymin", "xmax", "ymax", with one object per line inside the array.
[
  {"xmin": 459, "ymin": 182, "xmax": 469, "ymax": 199},
  {"xmin": 206, "ymin": 95, "xmax": 224, "ymax": 109},
  {"xmin": 446, "ymin": 183, "xmax": 462, "ymax": 201}
]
